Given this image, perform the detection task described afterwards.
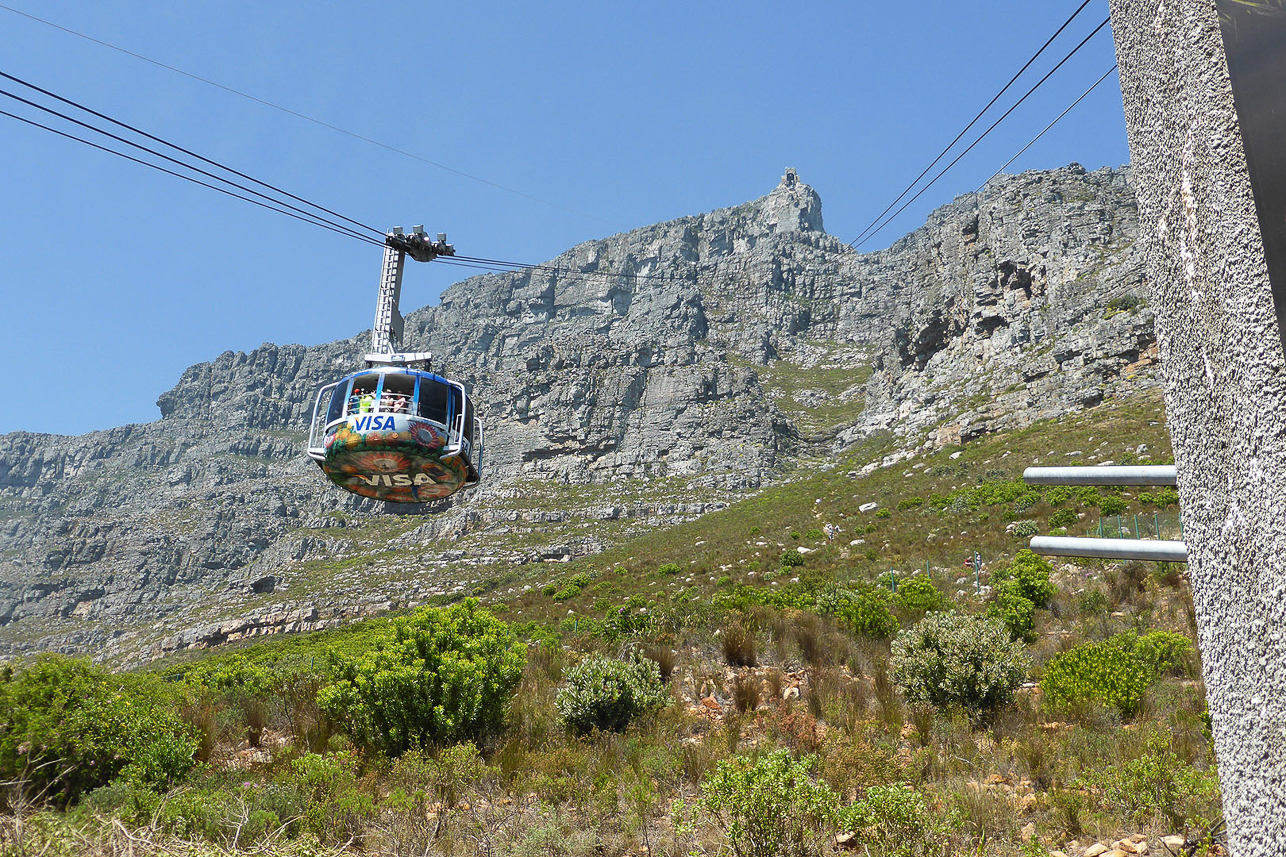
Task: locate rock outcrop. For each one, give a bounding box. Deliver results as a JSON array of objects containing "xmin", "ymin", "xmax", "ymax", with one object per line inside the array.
[{"xmin": 0, "ymin": 164, "xmax": 1157, "ymax": 660}]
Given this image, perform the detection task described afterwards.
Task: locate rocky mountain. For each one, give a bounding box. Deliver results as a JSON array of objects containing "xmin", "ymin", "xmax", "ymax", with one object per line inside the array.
[{"xmin": 0, "ymin": 164, "xmax": 1158, "ymax": 662}]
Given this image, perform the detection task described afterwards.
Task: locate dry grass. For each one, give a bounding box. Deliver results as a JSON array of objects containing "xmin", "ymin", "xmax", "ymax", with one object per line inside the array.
[
  {"xmin": 731, "ymin": 674, "xmax": 761, "ymax": 713},
  {"xmin": 721, "ymin": 622, "xmax": 757, "ymax": 667}
]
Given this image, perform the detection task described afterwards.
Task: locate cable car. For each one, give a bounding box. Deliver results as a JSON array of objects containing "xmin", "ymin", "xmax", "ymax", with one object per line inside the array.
[{"xmin": 306, "ymin": 228, "xmax": 482, "ymax": 503}]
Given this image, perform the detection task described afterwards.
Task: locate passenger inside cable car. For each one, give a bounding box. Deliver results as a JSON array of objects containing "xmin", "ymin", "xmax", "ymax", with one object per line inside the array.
[{"xmin": 307, "ymin": 368, "xmax": 482, "ymax": 503}]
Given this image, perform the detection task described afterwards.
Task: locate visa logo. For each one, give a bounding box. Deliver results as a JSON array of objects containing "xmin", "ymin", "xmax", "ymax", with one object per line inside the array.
[
  {"xmin": 357, "ymin": 473, "xmax": 438, "ymax": 487},
  {"xmin": 351, "ymin": 415, "xmax": 398, "ymax": 431}
]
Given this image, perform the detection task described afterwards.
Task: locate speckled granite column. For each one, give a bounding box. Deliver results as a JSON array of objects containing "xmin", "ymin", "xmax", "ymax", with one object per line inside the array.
[{"xmin": 1109, "ymin": 0, "xmax": 1286, "ymax": 850}]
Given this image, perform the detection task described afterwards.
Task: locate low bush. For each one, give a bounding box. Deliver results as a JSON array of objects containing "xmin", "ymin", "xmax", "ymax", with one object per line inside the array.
[
  {"xmin": 659, "ymin": 563, "xmax": 683, "ymax": 575},
  {"xmin": 0, "ymin": 656, "xmax": 197, "ymax": 804},
  {"xmin": 288, "ymin": 751, "xmax": 378, "ymax": 844},
  {"xmin": 1098, "ymin": 495, "xmax": 1129, "ymax": 516},
  {"xmin": 891, "ymin": 576, "xmax": 948, "ymax": 616},
  {"xmin": 318, "ymin": 600, "xmax": 526, "ymax": 756},
  {"xmin": 1112, "ymin": 630, "xmax": 1196, "ymax": 678},
  {"xmin": 890, "ymin": 613, "xmax": 1029, "ymax": 722},
  {"xmin": 896, "ymin": 497, "xmax": 924, "ymax": 511},
  {"xmin": 989, "ymin": 582, "xmax": 1037, "ymax": 643},
  {"xmin": 1045, "ymin": 486, "xmax": 1074, "ymax": 506},
  {"xmin": 701, "ymin": 750, "xmax": 840, "ymax": 857},
  {"xmin": 1041, "ymin": 640, "xmax": 1153, "ymax": 717},
  {"xmin": 1082, "ymin": 729, "xmax": 1220, "ymax": 828},
  {"xmin": 1009, "ymin": 520, "xmax": 1038, "ymax": 538},
  {"xmin": 1048, "ymin": 508, "xmax": 1078, "ymax": 529},
  {"xmin": 991, "ymin": 549, "xmax": 1055, "ymax": 608},
  {"xmin": 555, "ymin": 655, "xmax": 668, "ymax": 735},
  {"xmin": 841, "ymin": 784, "xmax": 953, "ymax": 857},
  {"xmin": 1011, "ymin": 491, "xmax": 1042, "ymax": 514},
  {"xmin": 825, "ymin": 586, "xmax": 898, "ymax": 639},
  {"xmin": 782, "ymin": 550, "xmax": 805, "ymax": 568}
]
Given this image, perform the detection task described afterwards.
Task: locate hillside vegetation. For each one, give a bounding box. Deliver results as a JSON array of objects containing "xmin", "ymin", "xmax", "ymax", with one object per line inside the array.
[{"xmin": 0, "ymin": 390, "xmax": 1223, "ymax": 856}]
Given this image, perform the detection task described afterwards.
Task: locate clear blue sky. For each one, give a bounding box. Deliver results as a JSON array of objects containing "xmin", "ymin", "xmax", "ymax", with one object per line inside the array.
[{"xmin": 0, "ymin": 1, "xmax": 1127, "ymax": 436}]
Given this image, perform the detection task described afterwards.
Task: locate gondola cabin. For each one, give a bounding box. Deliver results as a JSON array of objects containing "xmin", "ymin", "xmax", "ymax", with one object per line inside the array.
[{"xmin": 306, "ymin": 367, "xmax": 481, "ymax": 503}]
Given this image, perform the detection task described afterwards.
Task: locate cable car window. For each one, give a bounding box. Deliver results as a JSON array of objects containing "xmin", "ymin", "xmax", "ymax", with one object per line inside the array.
[
  {"xmin": 463, "ymin": 395, "xmax": 475, "ymax": 445},
  {"xmin": 417, "ymin": 377, "xmax": 450, "ymax": 424},
  {"xmin": 448, "ymin": 385, "xmax": 463, "ymax": 432},
  {"xmin": 380, "ymin": 374, "xmax": 414, "ymax": 413},
  {"xmin": 326, "ymin": 380, "xmax": 349, "ymax": 424},
  {"xmin": 349, "ymin": 375, "xmax": 379, "ymax": 414}
]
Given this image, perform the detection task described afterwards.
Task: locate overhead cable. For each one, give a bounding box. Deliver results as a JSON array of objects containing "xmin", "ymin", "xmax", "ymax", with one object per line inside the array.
[
  {"xmin": 0, "ymin": 82, "xmax": 380, "ymax": 246},
  {"xmin": 0, "ymin": 71, "xmax": 383, "ymax": 238},
  {"xmin": 0, "ymin": 2, "xmax": 599, "ymax": 222},
  {"xmin": 450, "ymin": 254, "xmax": 694, "ymax": 283},
  {"xmin": 848, "ymin": 0, "xmax": 1098, "ymax": 248},
  {"xmin": 0, "ymin": 107, "xmax": 385, "ymax": 247},
  {"xmin": 976, "ymin": 64, "xmax": 1118, "ymax": 192},
  {"xmin": 0, "ymin": 85, "xmax": 693, "ymax": 288},
  {"xmin": 851, "ymin": 16, "xmax": 1112, "ymax": 251}
]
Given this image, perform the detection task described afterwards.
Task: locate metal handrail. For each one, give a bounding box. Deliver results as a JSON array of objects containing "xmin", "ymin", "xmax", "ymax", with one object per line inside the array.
[
  {"xmin": 1030, "ymin": 535, "xmax": 1188, "ymax": 562},
  {"xmin": 1023, "ymin": 465, "xmax": 1177, "ymax": 486},
  {"xmin": 306, "ymin": 381, "xmax": 341, "ymax": 460},
  {"xmin": 442, "ymin": 380, "xmax": 469, "ymax": 456},
  {"xmin": 469, "ymin": 418, "xmax": 484, "ymax": 484}
]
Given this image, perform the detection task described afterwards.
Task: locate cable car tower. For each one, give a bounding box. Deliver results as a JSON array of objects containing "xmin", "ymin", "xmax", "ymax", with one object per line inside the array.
[{"xmin": 306, "ymin": 228, "xmax": 483, "ymax": 503}]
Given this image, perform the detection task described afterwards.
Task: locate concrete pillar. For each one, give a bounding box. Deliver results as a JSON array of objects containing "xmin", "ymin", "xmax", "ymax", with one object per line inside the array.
[{"xmin": 1108, "ymin": 1, "xmax": 1286, "ymax": 850}]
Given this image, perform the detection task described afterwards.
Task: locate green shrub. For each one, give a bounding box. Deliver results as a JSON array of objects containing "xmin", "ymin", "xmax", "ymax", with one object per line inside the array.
[
  {"xmin": 781, "ymin": 550, "xmax": 805, "ymax": 568},
  {"xmin": 1048, "ymin": 509, "xmax": 1078, "ymax": 529},
  {"xmin": 601, "ymin": 597, "xmax": 656, "ymax": 641},
  {"xmin": 1009, "ymin": 520, "xmax": 1038, "ymax": 538},
  {"xmin": 804, "ymin": 528, "xmax": 824, "ymax": 540},
  {"xmin": 989, "ymin": 581, "xmax": 1037, "ymax": 643},
  {"xmin": 1084, "ymin": 729, "xmax": 1220, "ymax": 828},
  {"xmin": 541, "ymin": 582, "xmax": 558, "ymax": 597},
  {"xmin": 78, "ymin": 779, "xmax": 163, "ymax": 827},
  {"xmin": 1111, "ymin": 631, "xmax": 1195, "ymax": 678},
  {"xmin": 1152, "ymin": 488, "xmax": 1180, "ymax": 508},
  {"xmin": 896, "ymin": 497, "xmax": 924, "ymax": 511},
  {"xmin": 555, "ymin": 655, "xmax": 668, "ymax": 735},
  {"xmin": 1098, "ymin": 495, "xmax": 1129, "ymax": 516},
  {"xmin": 828, "ymin": 586, "xmax": 898, "ymax": 639},
  {"xmin": 891, "ymin": 576, "xmax": 948, "ymax": 615},
  {"xmin": 701, "ymin": 750, "xmax": 840, "ymax": 857},
  {"xmin": 1041, "ymin": 641, "xmax": 1153, "ymax": 717},
  {"xmin": 1107, "ymin": 293, "xmax": 1143, "ymax": 313},
  {"xmin": 551, "ymin": 584, "xmax": 582, "ymax": 601},
  {"xmin": 991, "ymin": 549, "xmax": 1056, "ymax": 608},
  {"xmin": 875, "ymin": 508, "xmax": 891, "ymax": 519},
  {"xmin": 890, "ymin": 613, "xmax": 1029, "ymax": 721},
  {"xmin": 659, "ymin": 563, "xmax": 683, "ymax": 575},
  {"xmin": 841, "ymin": 784, "xmax": 953, "ymax": 857},
  {"xmin": 1011, "ymin": 491, "xmax": 1041, "ymax": 514},
  {"xmin": 1045, "ymin": 486, "xmax": 1073, "ymax": 506},
  {"xmin": 318, "ymin": 600, "xmax": 525, "ymax": 756},
  {"xmin": 288, "ymin": 751, "xmax": 378, "ymax": 844},
  {"xmin": 0, "ymin": 656, "xmax": 197, "ymax": 804}
]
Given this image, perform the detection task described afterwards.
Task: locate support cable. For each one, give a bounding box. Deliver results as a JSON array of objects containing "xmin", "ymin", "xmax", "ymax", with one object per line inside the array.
[
  {"xmin": 975, "ymin": 64, "xmax": 1118, "ymax": 192},
  {"xmin": 0, "ymin": 106, "xmax": 385, "ymax": 247},
  {"xmin": 0, "ymin": 2, "xmax": 599, "ymax": 221},
  {"xmin": 848, "ymin": 0, "xmax": 1097, "ymax": 248},
  {"xmin": 0, "ymin": 71, "xmax": 384, "ymax": 238},
  {"xmin": 850, "ymin": 16, "xmax": 1112, "ymax": 251},
  {"xmin": 0, "ymin": 83, "xmax": 381, "ymax": 246}
]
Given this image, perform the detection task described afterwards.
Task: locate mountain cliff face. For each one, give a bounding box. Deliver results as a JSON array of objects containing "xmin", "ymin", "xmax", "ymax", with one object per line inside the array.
[{"xmin": 0, "ymin": 165, "xmax": 1157, "ymax": 661}]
